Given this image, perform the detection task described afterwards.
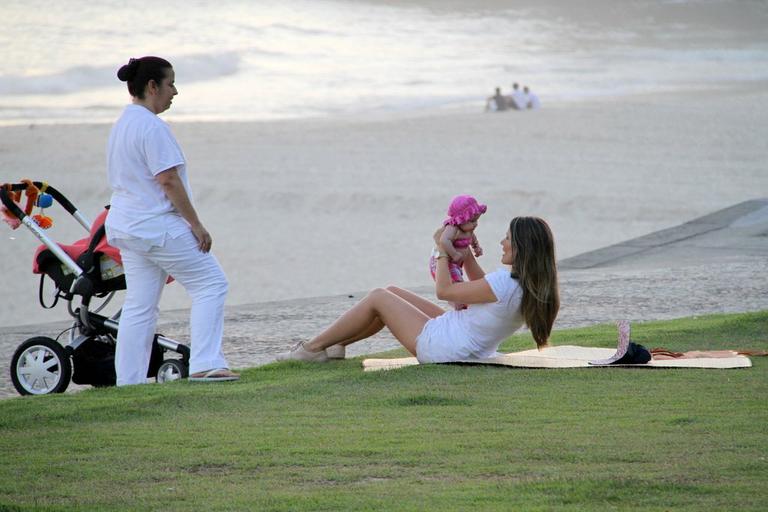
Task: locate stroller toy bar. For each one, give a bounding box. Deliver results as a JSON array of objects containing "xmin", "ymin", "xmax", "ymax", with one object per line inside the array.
[
  {"xmin": 2, "ymin": 181, "xmax": 86, "ymax": 280},
  {"xmin": 2, "ymin": 180, "xmax": 55, "ymax": 229}
]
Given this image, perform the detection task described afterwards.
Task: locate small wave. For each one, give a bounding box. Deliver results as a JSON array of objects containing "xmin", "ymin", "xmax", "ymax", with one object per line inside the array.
[
  {"xmin": 236, "ymin": 22, "xmax": 339, "ymax": 41},
  {"xmin": 0, "ymin": 52, "xmax": 241, "ymax": 96},
  {"xmin": 84, "ymin": 104, "xmax": 120, "ymax": 111},
  {"xmin": 268, "ymin": 22, "xmax": 342, "ymax": 37},
  {"xmin": 172, "ymin": 52, "xmax": 240, "ymax": 81},
  {"xmin": 243, "ymin": 46, "xmax": 291, "ymax": 58},
  {"xmin": 0, "ymin": 65, "xmax": 115, "ymax": 95}
]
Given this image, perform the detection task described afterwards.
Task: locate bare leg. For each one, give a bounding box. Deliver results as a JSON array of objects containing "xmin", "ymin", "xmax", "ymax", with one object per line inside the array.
[
  {"xmin": 332, "ymin": 287, "xmax": 443, "ymax": 347},
  {"xmin": 305, "ymin": 288, "xmax": 431, "ymax": 356},
  {"xmin": 385, "ymin": 286, "xmax": 445, "ymax": 318},
  {"xmin": 335, "ymin": 318, "xmax": 385, "ymax": 346}
]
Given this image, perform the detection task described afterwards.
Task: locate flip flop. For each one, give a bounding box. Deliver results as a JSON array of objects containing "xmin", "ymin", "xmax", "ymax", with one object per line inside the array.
[{"xmin": 188, "ymin": 368, "xmax": 240, "ymax": 382}]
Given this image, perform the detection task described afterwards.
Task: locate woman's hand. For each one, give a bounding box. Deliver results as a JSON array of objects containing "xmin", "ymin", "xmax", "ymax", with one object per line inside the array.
[
  {"xmin": 433, "ymin": 226, "xmax": 445, "ymax": 247},
  {"xmin": 462, "ymin": 249, "xmax": 486, "ymax": 282},
  {"xmin": 434, "ymin": 252, "xmax": 497, "ymax": 305},
  {"xmin": 156, "ymin": 167, "xmax": 211, "ymax": 252},
  {"xmin": 473, "ymin": 244, "xmax": 483, "ymax": 257},
  {"xmin": 453, "ymin": 247, "xmax": 471, "ymax": 266},
  {"xmin": 191, "ymin": 222, "xmax": 212, "ymax": 253}
]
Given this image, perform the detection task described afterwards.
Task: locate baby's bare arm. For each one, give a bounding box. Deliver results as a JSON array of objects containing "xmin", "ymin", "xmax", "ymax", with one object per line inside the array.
[
  {"xmin": 439, "ymin": 225, "xmax": 463, "ymax": 260},
  {"xmin": 471, "ymin": 232, "xmax": 483, "ymax": 256}
]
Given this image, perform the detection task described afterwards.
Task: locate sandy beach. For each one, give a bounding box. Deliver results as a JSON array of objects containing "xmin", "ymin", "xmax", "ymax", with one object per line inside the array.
[{"xmin": 2, "ymin": 84, "xmax": 767, "ymax": 328}]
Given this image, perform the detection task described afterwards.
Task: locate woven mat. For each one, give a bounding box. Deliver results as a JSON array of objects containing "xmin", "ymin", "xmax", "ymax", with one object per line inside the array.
[{"xmin": 362, "ymin": 345, "xmax": 752, "ymax": 372}]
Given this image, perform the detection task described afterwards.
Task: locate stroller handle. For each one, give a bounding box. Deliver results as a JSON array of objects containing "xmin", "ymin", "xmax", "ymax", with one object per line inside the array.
[{"xmin": 1, "ymin": 181, "xmax": 79, "ymax": 220}]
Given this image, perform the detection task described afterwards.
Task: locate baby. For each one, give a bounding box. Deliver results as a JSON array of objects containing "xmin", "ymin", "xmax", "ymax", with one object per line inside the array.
[{"xmin": 429, "ymin": 195, "xmax": 487, "ymax": 309}]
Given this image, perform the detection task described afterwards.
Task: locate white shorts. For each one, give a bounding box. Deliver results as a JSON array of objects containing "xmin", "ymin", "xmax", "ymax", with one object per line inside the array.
[{"xmin": 415, "ymin": 317, "xmax": 476, "ymax": 364}]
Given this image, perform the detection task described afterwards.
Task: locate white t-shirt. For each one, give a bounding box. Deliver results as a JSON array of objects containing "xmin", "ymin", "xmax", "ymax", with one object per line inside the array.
[
  {"xmin": 416, "ymin": 268, "xmax": 525, "ymax": 363},
  {"xmin": 528, "ymin": 93, "xmax": 541, "ymax": 109},
  {"xmin": 511, "ymin": 90, "xmax": 527, "ymax": 110},
  {"xmin": 105, "ymin": 104, "xmax": 192, "ymax": 247}
]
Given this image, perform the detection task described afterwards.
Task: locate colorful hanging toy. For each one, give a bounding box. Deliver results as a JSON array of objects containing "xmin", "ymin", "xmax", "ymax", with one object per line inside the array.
[
  {"xmin": 0, "ymin": 180, "xmax": 54, "ymax": 230},
  {"xmin": 33, "ymin": 182, "xmax": 54, "ymax": 229},
  {"xmin": 0, "ymin": 183, "xmax": 21, "ymax": 229}
]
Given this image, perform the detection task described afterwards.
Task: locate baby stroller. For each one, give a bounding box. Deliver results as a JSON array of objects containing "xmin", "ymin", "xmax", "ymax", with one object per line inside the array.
[{"xmin": 2, "ymin": 180, "xmax": 190, "ymax": 396}]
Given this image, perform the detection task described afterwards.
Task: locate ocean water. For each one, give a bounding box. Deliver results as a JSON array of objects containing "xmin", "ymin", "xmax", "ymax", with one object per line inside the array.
[
  {"xmin": 1, "ymin": 0, "xmax": 767, "ymax": 331},
  {"xmin": 1, "ymin": 0, "xmax": 767, "ymax": 125}
]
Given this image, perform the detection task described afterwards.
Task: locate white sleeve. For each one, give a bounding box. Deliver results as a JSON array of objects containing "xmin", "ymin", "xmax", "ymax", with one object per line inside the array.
[
  {"xmin": 144, "ymin": 124, "xmax": 185, "ymax": 176},
  {"xmin": 484, "ymin": 269, "xmax": 514, "ymax": 303}
]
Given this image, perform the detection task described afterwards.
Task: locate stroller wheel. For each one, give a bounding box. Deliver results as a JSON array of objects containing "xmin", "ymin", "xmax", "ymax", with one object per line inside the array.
[
  {"xmin": 156, "ymin": 359, "xmax": 188, "ymax": 383},
  {"xmin": 11, "ymin": 337, "xmax": 72, "ymax": 396}
]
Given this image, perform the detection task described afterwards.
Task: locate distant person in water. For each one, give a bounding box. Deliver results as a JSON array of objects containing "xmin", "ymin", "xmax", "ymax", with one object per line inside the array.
[
  {"xmin": 523, "ymin": 86, "xmax": 541, "ymax": 109},
  {"xmin": 485, "ymin": 87, "xmax": 508, "ymax": 112},
  {"xmin": 509, "ymin": 82, "xmax": 526, "ymax": 110}
]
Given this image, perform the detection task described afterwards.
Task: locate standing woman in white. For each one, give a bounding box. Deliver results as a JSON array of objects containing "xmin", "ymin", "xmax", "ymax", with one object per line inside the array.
[{"xmin": 106, "ymin": 56, "xmax": 238, "ymax": 384}]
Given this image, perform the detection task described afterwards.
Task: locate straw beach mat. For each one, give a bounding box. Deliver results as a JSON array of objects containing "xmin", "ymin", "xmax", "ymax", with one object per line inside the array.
[{"xmin": 362, "ymin": 345, "xmax": 752, "ymax": 372}]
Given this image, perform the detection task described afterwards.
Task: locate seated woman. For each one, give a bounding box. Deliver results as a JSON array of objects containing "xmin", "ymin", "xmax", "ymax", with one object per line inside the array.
[{"xmin": 276, "ymin": 217, "xmax": 560, "ymax": 363}]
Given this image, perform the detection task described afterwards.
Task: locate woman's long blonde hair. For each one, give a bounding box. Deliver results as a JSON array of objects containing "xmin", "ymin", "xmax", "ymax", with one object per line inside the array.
[{"xmin": 509, "ymin": 217, "xmax": 559, "ymax": 348}]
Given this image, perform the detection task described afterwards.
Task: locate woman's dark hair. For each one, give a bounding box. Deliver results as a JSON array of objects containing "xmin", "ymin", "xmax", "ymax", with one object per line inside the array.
[
  {"xmin": 509, "ymin": 216, "xmax": 560, "ymax": 348},
  {"xmin": 117, "ymin": 56, "xmax": 173, "ymax": 99}
]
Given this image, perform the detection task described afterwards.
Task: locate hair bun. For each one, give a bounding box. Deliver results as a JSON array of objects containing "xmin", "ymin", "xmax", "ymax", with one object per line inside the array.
[{"xmin": 117, "ymin": 58, "xmax": 140, "ymax": 82}]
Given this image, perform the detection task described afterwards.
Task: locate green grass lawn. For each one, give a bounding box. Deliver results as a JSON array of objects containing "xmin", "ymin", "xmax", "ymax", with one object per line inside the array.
[{"xmin": 1, "ymin": 311, "xmax": 766, "ymax": 511}]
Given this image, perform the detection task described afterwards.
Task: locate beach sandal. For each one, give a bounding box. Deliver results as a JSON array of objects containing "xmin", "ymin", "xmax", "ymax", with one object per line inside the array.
[
  {"xmin": 326, "ymin": 344, "xmax": 346, "ymax": 360},
  {"xmin": 189, "ymin": 368, "xmax": 240, "ymax": 382},
  {"xmin": 275, "ymin": 341, "xmax": 329, "ymax": 362}
]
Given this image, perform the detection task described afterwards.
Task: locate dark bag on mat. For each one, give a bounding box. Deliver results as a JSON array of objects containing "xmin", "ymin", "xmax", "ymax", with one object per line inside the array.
[{"xmin": 614, "ymin": 342, "xmax": 652, "ymax": 365}]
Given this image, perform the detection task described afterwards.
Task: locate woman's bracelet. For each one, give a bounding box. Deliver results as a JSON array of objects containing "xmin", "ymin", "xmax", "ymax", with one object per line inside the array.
[{"xmin": 436, "ymin": 251, "xmax": 450, "ymax": 259}]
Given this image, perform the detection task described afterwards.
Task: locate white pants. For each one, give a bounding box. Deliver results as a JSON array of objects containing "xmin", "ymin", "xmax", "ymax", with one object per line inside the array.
[{"xmin": 112, "ymin": 231, "xmax": 229, "ymax": 386}]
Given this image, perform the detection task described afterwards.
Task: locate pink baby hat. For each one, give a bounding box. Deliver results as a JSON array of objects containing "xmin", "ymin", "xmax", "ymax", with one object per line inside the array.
[{"xmin": 444, "ymin": 195, "xmax": 487, "ymax": 226}]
